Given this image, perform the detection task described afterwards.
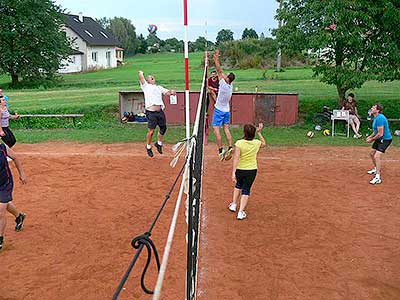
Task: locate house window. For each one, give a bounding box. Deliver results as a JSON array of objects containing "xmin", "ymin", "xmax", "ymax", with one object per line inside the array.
[
  {"xmin": 92, "ymin": 52, "xmax": 98, "ymax": 62},
  {"xmin": 84, "ymin": 30, "xmax": 93, "ymax": 37},
  {"xmin": 100, "ymin": 31, "xmax": 109, "ymax": 38}
]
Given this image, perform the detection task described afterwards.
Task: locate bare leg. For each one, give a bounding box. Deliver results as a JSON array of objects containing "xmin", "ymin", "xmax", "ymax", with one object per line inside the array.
[
  {"xmin": 370, "ymin": 149, "xmax": 377, "ymax": 168},
  {"xmin": 374, "ymin": 151, "xmax": 382, "ymax": 175},
  {"xmin": 146, "ymin": 128, "xmax": 155, "ymax": 146},
  {"xmin": 0, "ymin": 203, "xmax": 7, "ymax": 236},
  {"xmin": 355, "ymin": 118, "xmax": 360, "ymax": 133},
  {"xmin": 351, "ymin": 122, "xmax": 358, "ymax": 135},
  {"xmin": 157, "ymin": 132, "xmax": 164, "ymax": 143},
  {"xmin": 213, "ymin": 126, "xmax": 223, "ymax": 149},
  {"xmin": 223, "ymin": 124, "xmax": 233, "ymax": 147},
  {"xmin": 6, "ymin": 202, "xmax": 19, "ymax": 218},
  {"xmin": 239, "ymin": 195, "xmax": 249, "ymax": 212},
  {"xmin": 232, "ymin": 188, "xmax": 241, "ymax": 205}
]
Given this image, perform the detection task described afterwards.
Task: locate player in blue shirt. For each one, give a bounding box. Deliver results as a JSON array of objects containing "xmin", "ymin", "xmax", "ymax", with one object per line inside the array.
[{"xmin": 366, "ymin": 103, "xmax": 392, "ymax": 184}]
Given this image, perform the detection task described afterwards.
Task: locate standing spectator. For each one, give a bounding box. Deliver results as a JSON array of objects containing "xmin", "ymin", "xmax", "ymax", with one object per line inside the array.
[
  {"xmin": 212, "ymin": 49, "xmax": 236, "ymax": 161},
  {"xmin": 138, "ymin": 71, "xmax": 176, "ymax": 158},
  {"xmin": 366, "ymin": 103, "xmax": 392, "ymax": 184},
  {"xmin": 0, "ymin": 97, "xmax": 19, "ymax": 148},
  {"xmin": 207, "ymin": 70, "xmax": 219, "ymax": 117},
  {"xmin": 0, "ymin": 145, "xmax": 27, "ymax": 250},
  {"xmin": 229, "ymin": 123, "xmax": 266, "ymax": 220},
  {"xmin": 0, "ymin": 89, "xmax": 9, "ymax": 108},
  {"xmin": 342, "ymin": 93, "xmax": 362, "ymax": 138}
]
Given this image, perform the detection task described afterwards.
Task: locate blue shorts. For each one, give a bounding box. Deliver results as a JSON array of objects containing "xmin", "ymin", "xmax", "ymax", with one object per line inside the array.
[{"xmin": 212, "ymin": 108, "xmax": 230, "ymax": 126}]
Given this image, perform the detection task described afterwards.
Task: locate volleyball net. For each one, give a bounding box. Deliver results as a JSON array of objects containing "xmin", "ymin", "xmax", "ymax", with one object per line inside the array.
[{"xmin": 113, "ymin": 56, "xmax": 208, "ymax": 300}]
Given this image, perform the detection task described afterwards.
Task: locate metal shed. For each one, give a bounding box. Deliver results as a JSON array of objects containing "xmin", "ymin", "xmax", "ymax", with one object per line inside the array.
[{"xmin": 119, "ymin": 91, "xmax": 298, "ymax": 126}]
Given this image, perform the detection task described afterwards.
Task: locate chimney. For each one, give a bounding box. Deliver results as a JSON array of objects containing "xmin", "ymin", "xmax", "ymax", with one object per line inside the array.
[{"xmin": 78, "ymin": 12, "xmax": 83, "ymax": 22}]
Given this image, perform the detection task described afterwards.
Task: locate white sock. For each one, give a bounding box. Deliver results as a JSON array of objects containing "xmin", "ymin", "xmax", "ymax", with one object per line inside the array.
[
  {"xmin": 146, "ymin": 144, "xmax": 151, "ymax": 149},
  {"xmin": 157, "ymin": 141, "xmax": 162, "ymax": 146}
]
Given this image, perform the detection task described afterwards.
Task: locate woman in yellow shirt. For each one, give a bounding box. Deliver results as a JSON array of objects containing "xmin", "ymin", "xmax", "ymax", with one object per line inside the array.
[{"xmin": 229, "ymin": 123, "xmax": 266, "ymax": 220}]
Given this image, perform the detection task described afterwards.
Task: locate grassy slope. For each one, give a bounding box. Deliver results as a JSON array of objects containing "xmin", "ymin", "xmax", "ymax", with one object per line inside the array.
[{"xmin": 0, "ymin": 52, "xmax": 399, "ymax": 146}]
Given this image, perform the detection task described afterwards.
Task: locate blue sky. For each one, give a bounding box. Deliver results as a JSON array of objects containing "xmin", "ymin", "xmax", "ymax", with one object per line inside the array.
[{"xmin": 54, "ymin": 0, "xmax": 279, "ymax": 41}]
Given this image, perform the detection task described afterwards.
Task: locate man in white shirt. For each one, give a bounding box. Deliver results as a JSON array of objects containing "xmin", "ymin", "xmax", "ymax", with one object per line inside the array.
[
  {"xmin": 212, "ymin": 49, "xmax": 235, "ymax": 161},
  {"xmin": 139, "ymin": 71, "xmax": 176, "ymax": 157}
]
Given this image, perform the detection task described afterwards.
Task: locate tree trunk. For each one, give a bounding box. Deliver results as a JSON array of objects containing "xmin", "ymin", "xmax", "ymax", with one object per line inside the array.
[
  {"xmin": 11, "ymin": 73, "xmax": 19, "ymax": 86},
  {"xmin": 336, "ymin": 86, "xmax": 347, "ymax": 106}
]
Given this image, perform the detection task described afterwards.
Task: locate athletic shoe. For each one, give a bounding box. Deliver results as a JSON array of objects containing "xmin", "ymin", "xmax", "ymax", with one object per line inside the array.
[
  {"xmin": 367, "ymin": 168, "xmax": 377, "ymax": 175},
  {"xmin": 369, "ymin": 177, "xmax": 382, "ymax": 185},
  {"xmin": 237, "ymin": 211, "xmax": 247, "ymax": 220},
  {"xmin": 15, "ymin": 213, "xmax": 26, "ymax": 231},
  {"xmin": 224, "ymin": 147, "xmax": 234, "ymax": 161},
  {"xmin": 356, "ymin": 133, "xmax": 362, "ymax": 138},
  {"xmin": 0, "ymin": 236, "xmax": 3, "ymax": 250},
  {"xmin": 154, "ymin": 142, "xmax": 163, "ymax": 154},
  {"xmin": 218, "ymin": 149, "xmax": 226, "ymax": 161},
  {"xmin": 146, "ymin": 147, "xmax": 154, "ymax": 158},
  {"xmin": 228, "ymin": 202, "xmax": 237, "ymax": 212},
  {"xmin": 353, "ymin": 134, "xmax": 362, "ymax": 139}
]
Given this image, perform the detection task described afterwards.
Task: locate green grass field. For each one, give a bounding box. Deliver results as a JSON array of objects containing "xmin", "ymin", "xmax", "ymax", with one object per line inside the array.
[{"xmin": 0, "ymin": 52, "xmax": 399, "ymax": 146}]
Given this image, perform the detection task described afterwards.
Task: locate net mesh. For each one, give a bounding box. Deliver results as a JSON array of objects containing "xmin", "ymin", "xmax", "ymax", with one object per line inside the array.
[{"xmin": 186, "ymin": 61, "xmax": 208, "ymax": 300}]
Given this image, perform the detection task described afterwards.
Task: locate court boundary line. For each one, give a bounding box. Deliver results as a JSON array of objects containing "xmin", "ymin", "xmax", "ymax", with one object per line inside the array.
[{"xmin": 17, "ymin": 151, "xmax": 400, "ymax": 162}]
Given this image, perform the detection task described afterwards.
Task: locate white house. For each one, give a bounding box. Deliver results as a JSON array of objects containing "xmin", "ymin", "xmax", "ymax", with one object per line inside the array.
[{"xmin": 59, "ymin": 13, "xmax": 121, "ymax": 73}]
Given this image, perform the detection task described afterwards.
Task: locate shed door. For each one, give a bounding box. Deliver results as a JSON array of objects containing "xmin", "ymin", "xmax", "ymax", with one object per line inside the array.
[
  {"xmin": 275, "ymin": 95, "xmax": 298, "ymax": 125},
  {"xmin": 254, "ymin": 94, "xmax": 276, "ymax": 126}
]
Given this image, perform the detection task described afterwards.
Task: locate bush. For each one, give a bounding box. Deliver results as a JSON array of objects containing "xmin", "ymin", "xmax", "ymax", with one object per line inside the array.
[{"xmin": 217, "ymin": 38, "xmax": 308, "ymax": 69}]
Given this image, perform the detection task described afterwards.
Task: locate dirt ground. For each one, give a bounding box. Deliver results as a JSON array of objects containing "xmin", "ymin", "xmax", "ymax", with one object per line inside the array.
[{"xmin": 0, "ymin": 142, "xmax": 399, "ymax": 300}]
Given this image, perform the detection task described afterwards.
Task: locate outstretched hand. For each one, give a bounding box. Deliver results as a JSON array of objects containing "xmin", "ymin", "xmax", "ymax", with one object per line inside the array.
[
  {"xmin": 256, "ymin": 123, "xmax": 264, "ymax": 132},
  {"xmin": 213, "ymin": 49, "xmax": 220, "ymax": 59}
]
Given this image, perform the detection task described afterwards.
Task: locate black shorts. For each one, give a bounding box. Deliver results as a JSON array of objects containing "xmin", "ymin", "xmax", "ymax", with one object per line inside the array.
[
  {"xmin": 235, "ymin": 169, "xmax": 257, "ymax": 196},
  {"xmin": 1, "ymin": 127, "xmax": 16, "ymax": 148},
  {"xmin": 0, "ymin": 181, "xmax": 13, "ymax": 203},
  {"xmin": 372, "ymin": 139, "xmax": 392, "ymax": 153},
  {"xmin": 145, "ymin": 110, "xmax": 167, "ymax": 130}
]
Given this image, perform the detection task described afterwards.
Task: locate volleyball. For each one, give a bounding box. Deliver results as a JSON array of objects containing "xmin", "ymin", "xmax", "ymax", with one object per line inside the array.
[
  {"xmin": 307, "ymin": 131, "xmax": 314, "ymax": 138},
  {"xmin": 323, "ymin": 129, "xmax": 330, "ymax": 136},
  {"xmin": 148, "ymin": 24, "xmax": 158, "ymax": 34}
]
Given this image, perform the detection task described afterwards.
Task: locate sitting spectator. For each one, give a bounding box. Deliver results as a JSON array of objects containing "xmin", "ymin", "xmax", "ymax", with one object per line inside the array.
[{"xmin": 342, "ymin": 93, "xmax": 362, "ymax": 138}]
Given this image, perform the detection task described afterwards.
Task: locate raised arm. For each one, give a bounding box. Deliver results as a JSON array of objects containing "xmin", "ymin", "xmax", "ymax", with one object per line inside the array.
[
  {"xmin": 257, "ymin": 123, "xmax": 266, "ymax": 148},
  {"xmin": 138, "ymin": 70, "xmax": 146, "ymax": 85},
  {"xmin": 213, "ymin": 49, "xmax": 227, "ymax": 82}
]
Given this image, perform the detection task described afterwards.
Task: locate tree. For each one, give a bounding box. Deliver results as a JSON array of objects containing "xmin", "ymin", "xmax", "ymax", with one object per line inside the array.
[
  {"xmin": 95, "ymin": 17, "xmax": 110, "ymax": 29},
  {"xmin": 164, "ymin": 38, "xmax": 183, "ymax": 52},
  {"xmin": 137, "ymin": 34, "xmax": 147, "ymax": 54},
  {"xmin": 146, "ymin": 34, "xmax": 161, "ymax": 53},
  {"xmin": 275, "ymin": 0, "xmax": 400, "ymax": 103},
  {"xmin": 193, "ymin": 37, "xmax": 208, "ymax": 51},
  {"xmin": 216, "ymin": 29, "xmax": 234, "ymax": 45},
  {"xmin": 107, "ymin": 17, "xmax": 138, "ymax": 56},
  {"xmin": 0, "ymin": 0, "xmax": 70, "ymax": 86},
  {"xmin": 242, "ymin": 28, "xmax": 259, "ymax": 39}
]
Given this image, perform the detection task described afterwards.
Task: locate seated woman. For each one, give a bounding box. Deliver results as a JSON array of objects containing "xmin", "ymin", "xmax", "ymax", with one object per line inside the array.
[{"xmin": 342, "ymin": 93, "xmax": 362, "ymax": 138}]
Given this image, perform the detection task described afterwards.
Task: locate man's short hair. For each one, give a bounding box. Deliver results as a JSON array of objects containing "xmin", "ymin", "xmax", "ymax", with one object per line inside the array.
[
  {"xmin": 374, "ymin": 103, "xmax": 384, "ymax": 112},
  {"xmin": 348, "ymin": 92, "xmax": 354, "ymax": 98},
  {"xmin": 211, "ymin": 70, "xmax": 217, "ymax": 75},
  {"xmin": 227, "ymin": 72, "xmax": 235, "ymax": 83}
]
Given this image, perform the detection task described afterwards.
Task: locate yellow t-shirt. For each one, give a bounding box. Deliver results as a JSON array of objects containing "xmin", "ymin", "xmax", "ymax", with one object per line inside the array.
[{"xmin": 235, "ymin": 139, "xmax": 262, "ymax": 170}]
